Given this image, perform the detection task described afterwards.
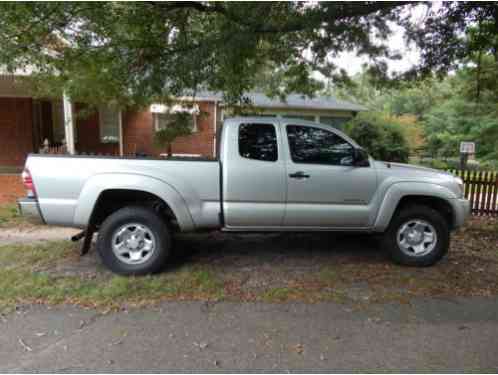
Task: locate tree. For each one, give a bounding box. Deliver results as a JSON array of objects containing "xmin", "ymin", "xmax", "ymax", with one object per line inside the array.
[
  {"xmin": 2, "ymin": 2, "xmax": 498, "ymax": 108},
  {"xmin": 153, "ymin": 112, "xmax": 193, "ymax": 157},
  {"xmin": 402, "ymin": 2, "xmax": 498, "ymax": 79},
  {"xmin": 0, "ymin": 2, "xmax": 412, "ymax": 107},
  {"xmin": 345, "ymin": 112, "xmax": 410, "ymax": 163}
]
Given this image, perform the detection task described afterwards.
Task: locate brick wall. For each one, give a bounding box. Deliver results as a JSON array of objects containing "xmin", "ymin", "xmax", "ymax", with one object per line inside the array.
[
  {"xmin": 75, "ymin": 107, "xmax": 119, "ymax": 155},
  {"xmin": 0, "ymin": 174, "xmax": 24, "ymax": 204},
  {"xmin": 123, "ymin": 101, "xmax": 216, "ymax": 157},
  {"xmin": 0, "ymin": 97, "xmax": 34, "ymax": 167},
  {"xmin": 122, "ymin": 110, "xmax": 154, "ymax": 156}
]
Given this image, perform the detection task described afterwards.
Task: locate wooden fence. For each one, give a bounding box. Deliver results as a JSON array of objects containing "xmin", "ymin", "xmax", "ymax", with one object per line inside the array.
[{"xmin": 448, "ymin": 169, "xmax": 498, "ymax": 216}]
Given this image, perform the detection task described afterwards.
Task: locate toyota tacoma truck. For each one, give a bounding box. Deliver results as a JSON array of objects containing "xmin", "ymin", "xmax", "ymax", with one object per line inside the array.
[{"xmin": 18, "ymin": 117, "xmax": 470, "ymax": 275}]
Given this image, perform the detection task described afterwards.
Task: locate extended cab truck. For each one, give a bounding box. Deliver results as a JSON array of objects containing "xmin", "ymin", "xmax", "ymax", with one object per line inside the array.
[{"xmin": 18, "ymin": 117, "xmax": 471, "ymax": 275}]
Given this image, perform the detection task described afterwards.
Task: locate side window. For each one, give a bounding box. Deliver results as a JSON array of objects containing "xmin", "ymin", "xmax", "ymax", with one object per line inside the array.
[
  {"xmin": 286, "ymin": 125, "xmax": 354, "ymax": 166},
  {"xmin": 239, "ymin": 123, "xmax": 278, "ymax": 162}
]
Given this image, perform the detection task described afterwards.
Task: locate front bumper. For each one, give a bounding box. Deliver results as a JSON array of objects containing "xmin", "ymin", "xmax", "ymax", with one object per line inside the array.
[
  {"xmin": 17, "ymin": 198, "xmax": 45, "ymax": 225},
  {"xmin": 452, "ymin": 198, "xmax": 471, "ymax": 229}
]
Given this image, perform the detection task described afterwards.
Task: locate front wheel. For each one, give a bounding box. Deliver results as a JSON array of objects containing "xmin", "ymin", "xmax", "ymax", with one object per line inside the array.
[
  {"xmin": 97, "ymin": 206, "xmax": 172, "ymax": 275},
  {"xmin": 382, "ymin": 205, "xmax": 450, "ymax": 267}
]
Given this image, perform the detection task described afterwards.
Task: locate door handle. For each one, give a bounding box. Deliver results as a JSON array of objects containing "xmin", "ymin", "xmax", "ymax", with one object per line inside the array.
[{"xmin": 289, "ymin": 171, "xmax": 310, "ymax": 179}]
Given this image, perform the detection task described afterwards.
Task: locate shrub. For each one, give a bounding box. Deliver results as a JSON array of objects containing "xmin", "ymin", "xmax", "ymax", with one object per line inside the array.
[
  {"xmin": 429, "ymin": 159, "xmax": 450, "ymax": 170},
  {"xmin": 395, "ymin": 114, "xmax": 426, "ymax": 155},
  {"xmin": 345, "ymin": 112, "xmax": 410, "ymax": 163}
]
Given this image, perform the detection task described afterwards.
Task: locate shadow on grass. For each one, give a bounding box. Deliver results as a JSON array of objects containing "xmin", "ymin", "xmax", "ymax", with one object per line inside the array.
[{"xmin": 0, "ymin": 217, "xmax": 497, "ymax": 310}]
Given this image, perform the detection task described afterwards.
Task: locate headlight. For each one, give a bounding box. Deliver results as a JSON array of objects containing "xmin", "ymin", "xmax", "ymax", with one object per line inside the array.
[{"xmin": 454, "ymin": 176, "xmax": 464, "ymax": 197}]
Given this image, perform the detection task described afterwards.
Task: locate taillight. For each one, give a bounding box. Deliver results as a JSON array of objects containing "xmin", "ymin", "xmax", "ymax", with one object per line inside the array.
[{"xmin": 22, "ymin": 168, "xmax": 36, "ymax": 198}]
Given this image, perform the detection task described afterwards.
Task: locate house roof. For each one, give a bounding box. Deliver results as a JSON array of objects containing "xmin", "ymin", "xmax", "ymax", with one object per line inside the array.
[
  {"xmin": 238, "ymin": 92, "xmax": 366, "ymax": 112},
  {"xmin": 0, "ymin": 70, "xmax": 366, "ymax": 112},
  {"xmin": 186, "ymin": 91, "xmax": 366, "ymax": 112}
]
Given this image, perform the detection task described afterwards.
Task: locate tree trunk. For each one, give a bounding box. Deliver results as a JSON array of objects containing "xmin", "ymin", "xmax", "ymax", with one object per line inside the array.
[
  {"xmin": 476, "ymin": 48, "xmax": 482, "ymax": 103},
  {"xmin": 167, "ymin": 143, "xmax": 172, "ymax": 158}
]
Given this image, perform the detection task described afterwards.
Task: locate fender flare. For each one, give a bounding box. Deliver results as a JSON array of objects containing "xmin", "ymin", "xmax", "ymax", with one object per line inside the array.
[
  {"xmin": 372, "ymin": 181, "xmax": 458, "ymax": 232},
  {"xmin": 72, "ymin": 173, "xmax": 195, "ymax": 231}
]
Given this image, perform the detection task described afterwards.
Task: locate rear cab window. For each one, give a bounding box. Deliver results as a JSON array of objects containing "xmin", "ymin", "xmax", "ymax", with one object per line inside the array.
[{"xmin": 238, "ymin": 123, "xmax": 278, "ymax": 162}]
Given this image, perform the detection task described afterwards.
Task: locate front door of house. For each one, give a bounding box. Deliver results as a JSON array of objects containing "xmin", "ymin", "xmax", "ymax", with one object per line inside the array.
[{"xmin": 0, "ymin": 97, "xmax": 34, "ymax": 167}]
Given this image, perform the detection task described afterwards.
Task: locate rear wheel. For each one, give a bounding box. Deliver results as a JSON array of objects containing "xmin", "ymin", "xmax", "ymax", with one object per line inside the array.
[
  {"xmin": 382, "ymin": 205, "xmax": 449, "ymax": 267},
  {"xmin": 97, "ymin": 206, "xmax": 172, "ymax": 275}
]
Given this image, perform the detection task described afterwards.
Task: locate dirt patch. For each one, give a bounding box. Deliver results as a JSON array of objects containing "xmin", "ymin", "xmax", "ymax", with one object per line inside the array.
[
  {"xmin": 15, "ymin": 216, "xmax": 495, "ymax": 308},
  {"xmin": 0, "ymin": 226, "xmax": 80, "ymax": 245}
]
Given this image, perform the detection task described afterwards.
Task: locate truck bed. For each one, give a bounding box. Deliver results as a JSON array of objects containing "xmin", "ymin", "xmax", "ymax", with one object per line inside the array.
[{"xmin": 26, "ymin": 154, "xmax": 221, "ymax": 229}]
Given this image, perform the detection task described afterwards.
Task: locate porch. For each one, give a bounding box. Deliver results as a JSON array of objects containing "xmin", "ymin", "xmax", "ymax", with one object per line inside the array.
[{"xmin": 0, "ymin": 74, "xmax": 124, "ymax": 171}]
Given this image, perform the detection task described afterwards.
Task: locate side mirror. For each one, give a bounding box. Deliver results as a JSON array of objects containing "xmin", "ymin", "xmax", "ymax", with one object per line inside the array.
[{"xmin": 353, "ymin": 148, "xmax": 370, "ymax": 167}]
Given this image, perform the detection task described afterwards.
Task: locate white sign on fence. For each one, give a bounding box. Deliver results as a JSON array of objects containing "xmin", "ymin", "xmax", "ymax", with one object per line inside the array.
[{"xmin": 460, "ymin": 141, "xmax": 476, "ymax": 154}]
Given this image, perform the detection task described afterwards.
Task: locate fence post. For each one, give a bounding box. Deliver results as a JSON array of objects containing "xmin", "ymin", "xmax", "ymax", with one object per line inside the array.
[{"xmin": 493, "ymin": 174, "xmax": 498, "ymax": 217}]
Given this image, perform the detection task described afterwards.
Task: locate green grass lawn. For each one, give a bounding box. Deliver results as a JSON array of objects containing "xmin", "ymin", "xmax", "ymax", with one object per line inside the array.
[
  {"xmin": 0, "ymin": 241, "xmax": 225, "ymax": 312},
  {"xmin": 0, "ymin": 217, "xmax": 497, "ymax": 312},
  {"xmin": 0, "ymin": 204, "xmax": 24, "ymax": 228}
]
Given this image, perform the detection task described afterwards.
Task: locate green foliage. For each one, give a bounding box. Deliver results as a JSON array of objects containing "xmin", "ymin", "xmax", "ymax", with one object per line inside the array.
[
  {"xmin": 0, "ymin": 241, "xmax": 225, "ymax": 310},
  {"xmin": 2, "ymin": 3, "xmax": 498, "ymax": 106},
  {"xmin": 153, "ymin": 112, "xmax": 193, "ymax": 157},
  {"xmin": 0, "ymin": 204, "xmax": 26, "ymax": 228},
  {"xmin": 0, "ymin": 2, "xmax": 414, "ymax": 107},
  {"xmin": 422, "ymin": 87, "xmax": 498, "ymax": 161},
  {"xmin": 428, "ymin": 159, "xmax": 450, "ymax": 171},
  {"xmin": 345, "ymin": 113, "xmax": 410, "ymax": 163},
  {"xmin": 331, "ymin": 21, "xmax": 498, "ymax": 166}
]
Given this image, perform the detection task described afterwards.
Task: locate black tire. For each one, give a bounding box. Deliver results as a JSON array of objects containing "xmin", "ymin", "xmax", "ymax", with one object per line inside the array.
[
  {"xmin": 381, "ymin": 205, "xmax": 450, "ymax": 267},
  {"xmin": 96, "ymin": 206, "xmax": 172, "ymax": 275}
]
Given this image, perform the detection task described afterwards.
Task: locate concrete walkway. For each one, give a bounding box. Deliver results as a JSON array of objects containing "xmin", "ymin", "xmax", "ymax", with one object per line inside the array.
[{"xmin": 2, "ymin": 297, "xmax": 498, "ymax": 372}]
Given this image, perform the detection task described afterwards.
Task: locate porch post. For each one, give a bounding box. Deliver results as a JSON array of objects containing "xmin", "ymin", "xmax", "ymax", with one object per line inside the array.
[
  {"xmin": 213, "ymin": 101, "xmax": 217, "ymax": 157},
  {"xmin": 118, "ymin": 111, "xmax": 124, "ymax": 156},
  {"xmin": 62, "ymin": 90, "xmax": 75, "ymax": 155}
]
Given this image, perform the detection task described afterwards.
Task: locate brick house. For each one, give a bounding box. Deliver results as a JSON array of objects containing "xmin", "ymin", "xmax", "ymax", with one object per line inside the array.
[{"xmin": 0, "ymin": 74, "xmax": 365, "ymax": 203}]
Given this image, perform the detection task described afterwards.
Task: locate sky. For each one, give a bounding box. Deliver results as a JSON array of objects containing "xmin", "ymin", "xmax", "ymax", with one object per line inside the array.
[
  {"xmin": 313, "ymin": 3, "xmax": 433, "ymax": 80},
  {"xmin": 332, "ymin": 24, "xmax": 421, "ymax": 76}
]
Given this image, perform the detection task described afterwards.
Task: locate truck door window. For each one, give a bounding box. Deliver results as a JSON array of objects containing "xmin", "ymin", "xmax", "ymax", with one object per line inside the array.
[
  {"xmin": 239, "ymin": 123, "xmax": 278, "ymax": 162},
  {"xmin": 286, "ymin": 125, "xmax": 354, "ymax": 166}
]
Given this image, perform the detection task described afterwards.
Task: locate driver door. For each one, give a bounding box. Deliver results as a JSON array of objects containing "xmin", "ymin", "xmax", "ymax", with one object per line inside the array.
[{"xmin": 283, "ymin": 123, "xmax": 377, "ymax": 228}]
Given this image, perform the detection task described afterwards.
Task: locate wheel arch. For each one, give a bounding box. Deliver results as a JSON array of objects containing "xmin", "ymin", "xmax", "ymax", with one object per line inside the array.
[
  {"xmin": 73, "ymin": 174, "xmax": 195, "ymax": 231},
  {"xmin": 373, "ymin": 182, "xmax": 458, "ymax": 232}
]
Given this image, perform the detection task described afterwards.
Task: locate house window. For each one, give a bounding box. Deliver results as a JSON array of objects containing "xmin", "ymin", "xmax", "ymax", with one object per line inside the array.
[
  {"xmin": 99, "ymin": 105, "xmax": 120, "ymax": 143},
  {"xmin": 154, "ymin": 112, "xmax": 197, "ymax": 132}
]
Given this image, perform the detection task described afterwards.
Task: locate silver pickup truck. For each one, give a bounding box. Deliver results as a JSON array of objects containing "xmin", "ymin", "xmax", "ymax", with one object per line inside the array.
[{"xmin": 18, "ymin": 117, "xmax": 470, "ymax": 274}]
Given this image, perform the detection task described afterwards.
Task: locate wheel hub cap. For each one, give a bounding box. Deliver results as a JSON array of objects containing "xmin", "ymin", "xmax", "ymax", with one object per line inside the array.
[
  {"xmin": 396, "ymin": 219, "xmax": 437, "ymax": 257},
  {"xmin": 127, "ymin": 236, "xmax": 140, "ymax": 249},
  {"xmin": 406, "ymin": 229, "xmax": 422, "ymax": 243},
  {"xmin": 112, "ymin": 223, "xmax": 156, "ymax": 265}
]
